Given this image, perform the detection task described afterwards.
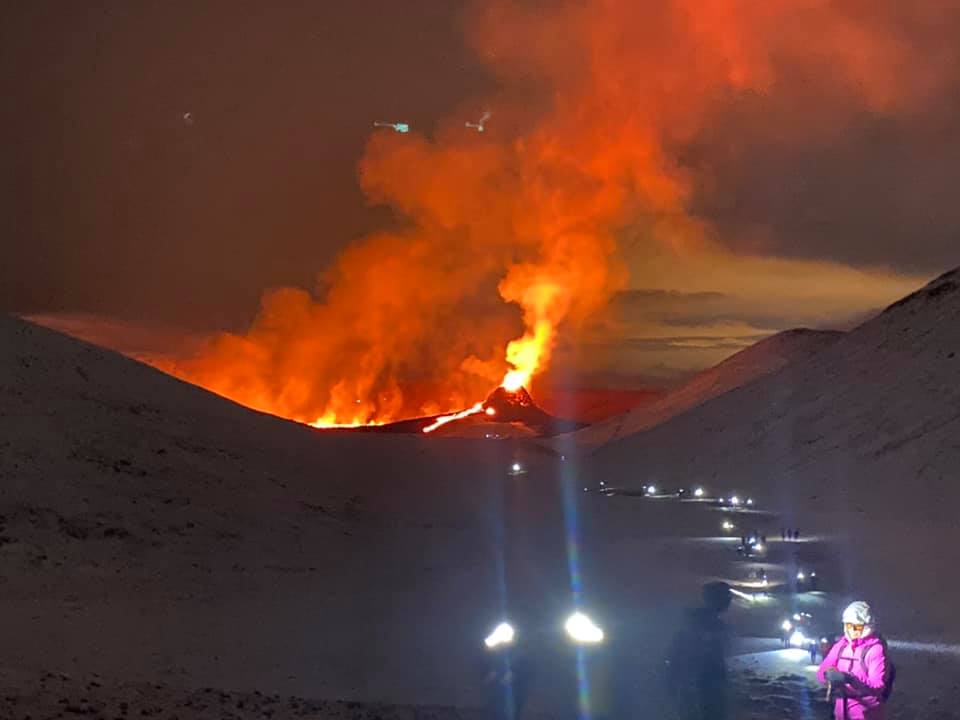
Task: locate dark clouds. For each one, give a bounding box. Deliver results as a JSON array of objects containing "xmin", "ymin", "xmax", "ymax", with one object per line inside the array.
[
  {"xmin": 1, "ymin": 1, "xmax": 490, "ymax": 328},
  {"xmin": 684, "ymin": 4, "xmax": 960, "ymax": 273}
]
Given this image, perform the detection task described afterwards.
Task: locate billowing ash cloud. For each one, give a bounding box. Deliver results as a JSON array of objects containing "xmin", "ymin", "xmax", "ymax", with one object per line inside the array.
[{"xmin": 160, "ymin": 0, "xmax": 959, "ymax": 425}]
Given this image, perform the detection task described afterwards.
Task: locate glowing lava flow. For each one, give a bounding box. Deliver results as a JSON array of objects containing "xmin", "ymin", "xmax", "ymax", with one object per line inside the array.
[
  {"xmin": 310, "ymin": 410, "xmax": 384, "ymax": 429},
  {"xmin": 424, "ymin": 315, "xmax": 552, "ymax": 433},
  {"xmin": 311, "ymin": 419, "xmax": 383, "ymax": 428},
  {"xmin": 422, "ymin": 402, "xmax": 485, "ymax": 433}
]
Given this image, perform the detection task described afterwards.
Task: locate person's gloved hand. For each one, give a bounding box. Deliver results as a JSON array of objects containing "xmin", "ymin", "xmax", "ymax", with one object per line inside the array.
[
  {"xmin": 825, "ymin": 668, "xmax": 848, "ymax": 685},
  {"xmin": 830, "ymin": 683, "xmax": 848, "ymax": 699}
]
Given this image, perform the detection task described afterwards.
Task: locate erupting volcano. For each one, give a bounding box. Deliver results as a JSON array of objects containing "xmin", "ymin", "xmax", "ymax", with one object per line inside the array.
[
  {"xmin": 140, "ymin": 0, "xmax": 945, "ymax": 435},
  {"xmin": 422, "ymin": 384, "xmax": 538, "ymax": 434},
  {"xmin": 421, "ymin": 344, "xmax": 553, "ymax": 434}
]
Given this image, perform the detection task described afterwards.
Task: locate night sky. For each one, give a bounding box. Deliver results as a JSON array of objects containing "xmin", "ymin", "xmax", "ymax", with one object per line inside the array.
[
  {"xmin": 3, "ymin": 2, "xmax": 960, "ymax": 388},
  {"xmin": 2, "ymin": 1, "xmax": 489, "ymax": 328}
]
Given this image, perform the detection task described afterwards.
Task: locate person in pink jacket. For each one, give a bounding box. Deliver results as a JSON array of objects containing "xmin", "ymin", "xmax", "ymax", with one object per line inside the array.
[{"xmin": 816, "ymin": 601, "xmax": 891, "ymax": 720}]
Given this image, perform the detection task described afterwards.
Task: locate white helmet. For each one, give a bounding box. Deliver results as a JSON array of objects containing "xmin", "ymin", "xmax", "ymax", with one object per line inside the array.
[{"xmin": 842, "ymin": 601, "xmax": 874, "ymax": 640}]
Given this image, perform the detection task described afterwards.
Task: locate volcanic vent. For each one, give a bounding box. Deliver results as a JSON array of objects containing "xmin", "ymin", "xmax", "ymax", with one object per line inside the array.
[{"xmin": 332, "ymin": 385, "xmax": 584, "ymax": 438}]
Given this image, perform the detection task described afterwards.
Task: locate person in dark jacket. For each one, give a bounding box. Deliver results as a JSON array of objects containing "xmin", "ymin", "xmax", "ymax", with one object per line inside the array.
[{"xmin": 666, "ymin": 582, "xmax": 733, "ymax": 719}]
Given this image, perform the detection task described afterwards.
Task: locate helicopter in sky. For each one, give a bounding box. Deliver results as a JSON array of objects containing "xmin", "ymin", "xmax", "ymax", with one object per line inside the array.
[
  {"xmin": 373, "ymin": 121, "xmax": 410, "ymax": 133},
  {"xmin": 465, "ymin": 110, "xmax": 491, "ymax": 132}
]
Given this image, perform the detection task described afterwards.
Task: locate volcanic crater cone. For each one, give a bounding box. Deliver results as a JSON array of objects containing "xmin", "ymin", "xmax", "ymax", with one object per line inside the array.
[{"xmin": 349, "ymin": 385, "xmax": 585, "ymax": 437}]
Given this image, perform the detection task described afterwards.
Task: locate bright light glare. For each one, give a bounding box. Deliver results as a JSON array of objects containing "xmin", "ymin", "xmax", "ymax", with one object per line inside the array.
[
  {"xmin": 730, "ymin": 495, "xmax": 741, "ymax": 506},
  {"xmin": 694, "ymin": 487, "xmax": 705, "ymax": 497},
  {"xmin": 782, "ymin": 619, "xmax": 793, "ymax": 631},
  {"xmin": 484, "ymin": 622, "xmax": 516, "ymax": 649},
  {"xmin": 790, "ymin": 630, "xmax": 809, "ymax": 647},
  {"xmin": 722, "ymin": 521, "xmax": 734, "ymax": 531},
  {"xmin": 797, "ymin": 571, "xmax": 806, "ymax": 581},
  {"xmin": 754, "ymin": 543, "xmax": 765, "ymax": 552},
  {"xmin": 746, "ymin": 498, "xmax": 754, "ymax": 506},
  {"xmin": 564, "ymin": 612, "xmax": 605, "ymax": 644},
  {"xmin": 646, "ymin": 485, "xmax": 656, "ymax": 495},
  {"xmin": 511, "ymin": 463, "xmax": 522, "ymax": 473}
]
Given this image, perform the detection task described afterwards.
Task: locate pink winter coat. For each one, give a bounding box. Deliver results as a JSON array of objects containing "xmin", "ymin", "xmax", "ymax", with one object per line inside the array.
[{"xmin": 817, "ymin": 635, "xmax": 888, "ymax": 720}]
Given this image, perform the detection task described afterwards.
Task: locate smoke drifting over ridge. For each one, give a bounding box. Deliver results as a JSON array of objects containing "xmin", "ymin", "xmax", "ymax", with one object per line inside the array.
[{"xmin": 160, "ymin": 0, "xmax": 960, "ymax": 426}]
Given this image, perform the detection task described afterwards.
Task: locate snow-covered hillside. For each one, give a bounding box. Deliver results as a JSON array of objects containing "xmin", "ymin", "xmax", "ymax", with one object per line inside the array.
[
  {"xmin": 588, "ymin": 267, "xmax": 960, "ymax": 642},
  {"xmin": 565, "ymin": 328, "xmax": 844, "ymax": 447}
]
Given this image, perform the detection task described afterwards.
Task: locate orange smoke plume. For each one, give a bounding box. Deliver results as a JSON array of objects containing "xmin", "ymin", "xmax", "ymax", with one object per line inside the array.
[{"xmin": 158, "ymin": 0, "xmax": 943, "ymax": 426}]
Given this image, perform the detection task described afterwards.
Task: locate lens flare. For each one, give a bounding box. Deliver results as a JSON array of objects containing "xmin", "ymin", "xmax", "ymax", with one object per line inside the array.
[
  {"xmin": 565, "ymin": 612, "xmax": 605, "ymax": 644},
  {"xmin": 484, "ymin": 622, "xmax": 516, "ymax": 649}
]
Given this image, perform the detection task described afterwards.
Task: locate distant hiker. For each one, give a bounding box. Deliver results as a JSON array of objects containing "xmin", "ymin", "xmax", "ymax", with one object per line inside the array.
[
  {"xmin": 817, "ymin": 601, "xmax": 894, "ymax": 720},
  {"xmin": 760, "ymin": 534, "xmax": 767, "ymax": 544},
  {"xmin": 794, "ymin": 529, "xmax": 801, "ymax": 541},
  {"xmin": 666, "ymin": 581, "xmax": 732, "ymax": 720},
  {"xmin": 781, "ymin": 528, "xmax": 786, "ymax": 541}
]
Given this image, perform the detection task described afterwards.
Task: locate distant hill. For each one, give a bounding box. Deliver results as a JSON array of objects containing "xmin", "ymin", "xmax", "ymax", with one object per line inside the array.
[
  {"xmin": 566, "ymin": 328, "xmax": 844, "ymax": 447},
  {"xmin": 533, "ymin": 385, "xmax": 666, "ymax": 424}
]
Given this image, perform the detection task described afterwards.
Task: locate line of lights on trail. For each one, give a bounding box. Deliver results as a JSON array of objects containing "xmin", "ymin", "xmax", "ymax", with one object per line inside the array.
[{"xmin": 584, "ymin": 484, "xmax": 757, "ymax": 510}]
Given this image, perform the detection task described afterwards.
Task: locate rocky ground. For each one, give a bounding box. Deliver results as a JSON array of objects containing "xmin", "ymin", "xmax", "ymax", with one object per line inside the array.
[
  {"xmin": 0, "ymin": 665, "xmax": 832, "ymax": 720},
  {"xmin": 0, "ymin": 668, "xmax": 483, "ymax": 720}
]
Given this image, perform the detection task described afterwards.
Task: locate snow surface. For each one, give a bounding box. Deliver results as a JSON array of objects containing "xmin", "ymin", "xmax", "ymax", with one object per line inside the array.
[
  {"xmin": 1, "ymin": 267, "xmax": 958, "ymax": 718},
  {"xmin": 586, "ymin": 268, "xmax": 960, "ymax": 642}
]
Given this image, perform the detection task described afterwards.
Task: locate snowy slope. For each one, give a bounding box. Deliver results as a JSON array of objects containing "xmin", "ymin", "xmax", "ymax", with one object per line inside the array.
[
  {"xmin": 0, "ymin": 314, "xmax": 535, "ymax": 707},
  {"xmin": 588, "ymin": 267, "xmax": 960, "ymax": 642},
  {"xmin": 565, "ymin": 328, "xmax": 844, "ymax": 447},
  {"xmin": 2, "ymin": 267, "xmax": 959, "ymax": 718}
]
